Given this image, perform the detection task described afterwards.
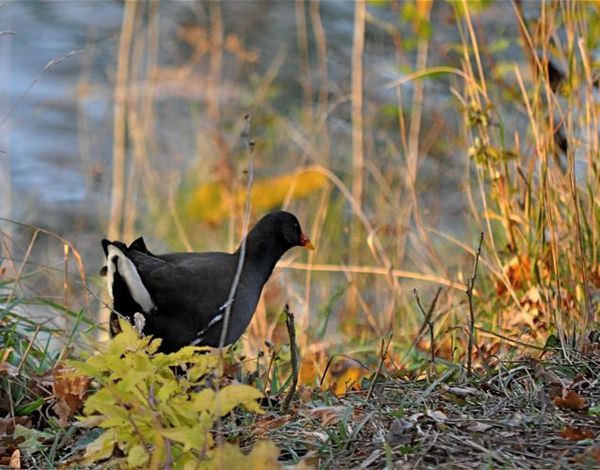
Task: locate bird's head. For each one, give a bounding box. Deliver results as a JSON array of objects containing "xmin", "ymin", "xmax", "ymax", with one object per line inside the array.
[{"xmin": 246, "ymin": 211, "xmax": 314, "ymax": 256}]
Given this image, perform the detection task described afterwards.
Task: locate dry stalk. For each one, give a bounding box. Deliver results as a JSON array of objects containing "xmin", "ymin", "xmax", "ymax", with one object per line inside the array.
[
  {"xmin": 414, "ymin": 287, "xmax": 443, "ymax": 367},
  {"xmin": 466, "ymin": 232, "xmax": 484, "ymax": 376},
  {"xmin": 282, "ymin": 260, "xmax": 466, "ymax": 292},
  {"xmin": 218, "ymin": 114, "xmax": 255, "ymax": 349},
  {"xmin": 366, "ymin": 333, "xmax": 392, "ymax": 401},
  {"xmin": 108, "ymin": 0, "xmax": 137, "ymax": 241},
  {"xmin": 282, "ymin": 304, "xmax": 299, "ymax": 414},
  {"xmin": 7, "ymin": 228, "xmax": 38, "ymax": 303}
]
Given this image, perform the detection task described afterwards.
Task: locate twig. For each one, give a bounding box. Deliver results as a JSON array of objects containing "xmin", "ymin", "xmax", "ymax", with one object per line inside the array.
[
  {"xmin": 7, "ymin": 229, "xmax": 38, "ymax": 303},
  {"xmin": 281, "ymin": 304, "xmax": 299, "ymax": 414},
  {"xmin": 466, "ymin": 232, "xmax": 484, "ymax": 376},
  {"xmin": 366, "ymin": 333, "xmax": 392, "ymax": 401},
  {"xmin": 414, "ymin": 287, "xmax": 443, "ymax": 366},
  {"xmin": 16, "ymin": 325, "xmax": 41, "ymax": 374},
  {"xmin": 320, "ymin": 354, "xmax": 337, "ymax": 387},
  {"xmin": 218, "ymin": 114, "xmax": 255, "ymax": 349}
]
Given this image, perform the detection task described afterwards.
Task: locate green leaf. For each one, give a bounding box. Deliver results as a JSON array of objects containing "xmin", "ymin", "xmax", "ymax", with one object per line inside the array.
[
  {"xmin": 13, "ymin": 424, "xmax": 54, "ymax": 453},
  {"xmin": 15, "ymin": 397, "xmax": 44, "ymax": 416}
]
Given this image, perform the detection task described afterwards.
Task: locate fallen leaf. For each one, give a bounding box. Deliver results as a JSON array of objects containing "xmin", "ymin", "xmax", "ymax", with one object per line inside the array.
[
  {"xmin": 467, "ymin": 421, "xmax": 493, "ymax": 433},
  {"xmin": 529, "ymin": 358, "xmax": 564, "ymax": 387},
  {"xmin": 0, "ymin": 416, "xmax": 31, "ymax": 438},
  {"xmin": 575, "ymin": 444, "xmax": 600, "ymax": 465},
  {"xmin": 561, "ymin": 425, "xmax": 594, "ymax": 441},
  {"xmin": 497, "ymin": 255, "xmax": 531, "ymax": 295},
  {"xmin": 222, "ymin": 361, "xmax": 240, "ymax": 378},
  {"xmin": 12, "ymin": 425, "xmax": 53, "ymax": 453},
  {"xmin": 297, "ymin": 385, "xmax": 313, "ymax": 403},
  {"xmin": 52, "ymin": 365, "xmax": 91, "ymax": 426},
  {"xmin": 441, "ymin": 384, "xmax": 485, "ymax": 397},
  {"xmin": 386, "ymin": 418, "xmax": 415, "ymax": 447},
  {"xmin": 324, "ymin": 357, "xmax": 369, "ymax": 396},
  {"xmin": 9, "ymin": 449, "xmax": 20, "ymax": 469},
  {"xmin": 553, "ymin": 390, "xmax": 588, "ymax": 411},
  {"xmin": 253, "ymin": 414, "xmax": 291, "ymax": 436},
  {"xmin": 407, "ymin": 412, "xmax": 424, "ymax": 423},
  {"xmin": 426, "ymin": 410, "xmax": 448, "ymax": 423},
  {"xmin": 305, "ymin": 406, "xmax": 348, "ymax": 427},
  {"xmin": 0, "ymin": 361, "xmax": 19, "ymax": 377},
  {"xmin": 299, "ymin": 352, "xmax": 322, "ymax": 387}
]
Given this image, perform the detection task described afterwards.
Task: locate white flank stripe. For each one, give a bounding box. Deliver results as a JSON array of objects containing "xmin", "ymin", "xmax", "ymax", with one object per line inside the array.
[
  {"xmin": 207, "ymin": 313, "xmax": 223, "ymax": 328},
  {"xmin": 107, "ymin": 245, "xmax": 156, "ymax": 313},
  {"xmin": 192, "ymin": 312, "xmax": 225, "ymax": 345},
  {"xmin": 104, "ymin": 259, "xmax": 116, "ymax": 300}
]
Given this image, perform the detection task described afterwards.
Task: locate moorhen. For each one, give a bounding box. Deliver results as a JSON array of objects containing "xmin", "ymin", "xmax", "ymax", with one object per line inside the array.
[{"xmin": 100, "ymin": 211, "xmax": 313, "ymax": 353}]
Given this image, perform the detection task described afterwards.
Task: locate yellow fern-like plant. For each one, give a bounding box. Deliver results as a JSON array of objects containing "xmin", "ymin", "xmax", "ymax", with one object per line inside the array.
[{"xmin": 69, "ymin": 319, "xmax": 278, "ymax": 469}]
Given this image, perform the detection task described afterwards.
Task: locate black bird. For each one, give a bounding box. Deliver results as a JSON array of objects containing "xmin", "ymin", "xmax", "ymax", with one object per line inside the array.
[{"xmin": 101, "ymin": 211, "xmax": 313, "ymax": 353}]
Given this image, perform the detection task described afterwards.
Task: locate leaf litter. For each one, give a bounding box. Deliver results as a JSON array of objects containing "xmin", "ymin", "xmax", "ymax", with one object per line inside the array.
[{"xmin": 241, "ymin": 349, "xmax": 600, "ymax": 469}]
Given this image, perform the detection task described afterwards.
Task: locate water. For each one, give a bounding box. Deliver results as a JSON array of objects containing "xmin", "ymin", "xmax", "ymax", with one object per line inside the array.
[{"xmin": 0, "ymin": 1, "xmax": 540, "ymax": 336}]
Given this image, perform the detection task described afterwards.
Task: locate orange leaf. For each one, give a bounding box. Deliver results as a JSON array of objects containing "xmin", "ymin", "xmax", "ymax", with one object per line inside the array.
[
  {"xmin": 52, "ymin": 365, "xmax": 91, "ymax": 426},
  {"xmin": 323, "ymin": 357, "xmax": 368, "ymax": 396},
  {"xmin": 9, "ymin": 449, "xmax": 20, "ymax": 469},
  {"xmin": 299, "ymin": 356, "xmax": 320, "ymax": 386},
  {"xmin": 561, "ymin": 425, "xmax": 594, "ymax": 441},
  {"xmin": 496, "ymin": 255, "xmax": 531, "ymax": 295},
  {"xmin": 553, "ymin": 390, "xmax": 588, "ymax": 411}
]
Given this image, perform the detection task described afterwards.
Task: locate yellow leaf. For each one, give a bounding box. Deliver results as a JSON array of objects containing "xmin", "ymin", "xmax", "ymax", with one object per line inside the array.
[
  {"xmin": 206, "ymin": 441, "xmax": 280, "ymax": 469},
  {"xmin": 183, "ymin": 166, "xmax": 328, "ymax": 224},
  {"xmin": 416, "ymin": 0, "xmax": 432, "ymax": 20},
  {"xmin": 82, "ymin": 429, "xmax": 118, "ymax": 465},
  {"xmin": 215, "ymin": 384, "xmax": 264, "ymax": 416},
  {"xmin": 127, "ymin": 444, "xmax": 149, "ymax": 468},
  {"xmin": 189, "ymin": 388, "xmax": 216, "ymax": 414},
  {"xmin": 161, "ymin": 424, "xmax": 209, "ymax": 452},
  {"xmin": 322, "ymin": 357, "xmax": 369, "ymax": 396}
]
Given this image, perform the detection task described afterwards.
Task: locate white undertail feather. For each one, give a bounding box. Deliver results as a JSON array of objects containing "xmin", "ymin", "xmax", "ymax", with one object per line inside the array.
[
  {"xmin": 104, "ymin": 254, "xmax": 116, "ymax": 300},
  {"xmin": 106, "ymin": 244, "xmax": 156, "ymax": 314},
  {"xmin": 133, "ymin": 312, "xmax": 146, "ymax": 336}
]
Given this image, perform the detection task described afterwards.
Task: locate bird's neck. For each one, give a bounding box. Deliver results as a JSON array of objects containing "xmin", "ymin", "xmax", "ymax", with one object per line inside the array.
[{"xmin": 235, "ymin": 234, "xmax": 286, "ymax": 280}]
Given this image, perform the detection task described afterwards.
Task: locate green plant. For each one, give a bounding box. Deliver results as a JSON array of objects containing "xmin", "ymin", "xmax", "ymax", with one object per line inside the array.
[{"xmin": 70, "ymin": 319, "xmax": 278, "ymax": 469}]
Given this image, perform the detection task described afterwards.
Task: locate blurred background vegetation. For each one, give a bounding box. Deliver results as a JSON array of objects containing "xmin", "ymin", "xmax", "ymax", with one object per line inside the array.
[{"xmin": 1, "ymin": 0, "xmax": 599, "ymax": 395}]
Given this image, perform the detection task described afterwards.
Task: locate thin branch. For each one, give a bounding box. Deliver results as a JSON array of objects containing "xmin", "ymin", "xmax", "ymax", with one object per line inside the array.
[
  {"xmin": 281, "ymin": 304, "xmax": 299, "ymax": 414},
  {"xmin": 466, "ymin": 232, "xmax": 484, "ymax": 376},
  {"xmin": 218, "ymin": 114, "xmax": 255, "ymax": 349},
  {"xmin": 414, "ymin": 287, "xmax": 443, "ymax": 366},
  {"xmin": 366, "ymin": 333, "xmax": 392, "ymax": 401}
]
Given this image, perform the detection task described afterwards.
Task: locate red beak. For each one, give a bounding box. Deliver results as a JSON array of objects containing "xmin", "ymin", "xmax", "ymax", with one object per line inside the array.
[{"xmin": 299, "ymin": 233, "xmax": 314, "ymax": 250}]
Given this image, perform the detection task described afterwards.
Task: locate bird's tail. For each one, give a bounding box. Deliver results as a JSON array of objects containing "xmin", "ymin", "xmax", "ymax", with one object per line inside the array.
[{"xmin": 100, "ymin": 239, "xmax": 156, "ymax": 332}]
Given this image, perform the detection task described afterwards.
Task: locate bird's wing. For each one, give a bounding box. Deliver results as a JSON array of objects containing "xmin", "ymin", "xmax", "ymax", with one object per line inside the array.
[{"xmin": 127, "ymin": 250, "xmax": 237, "ymax": 326}]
